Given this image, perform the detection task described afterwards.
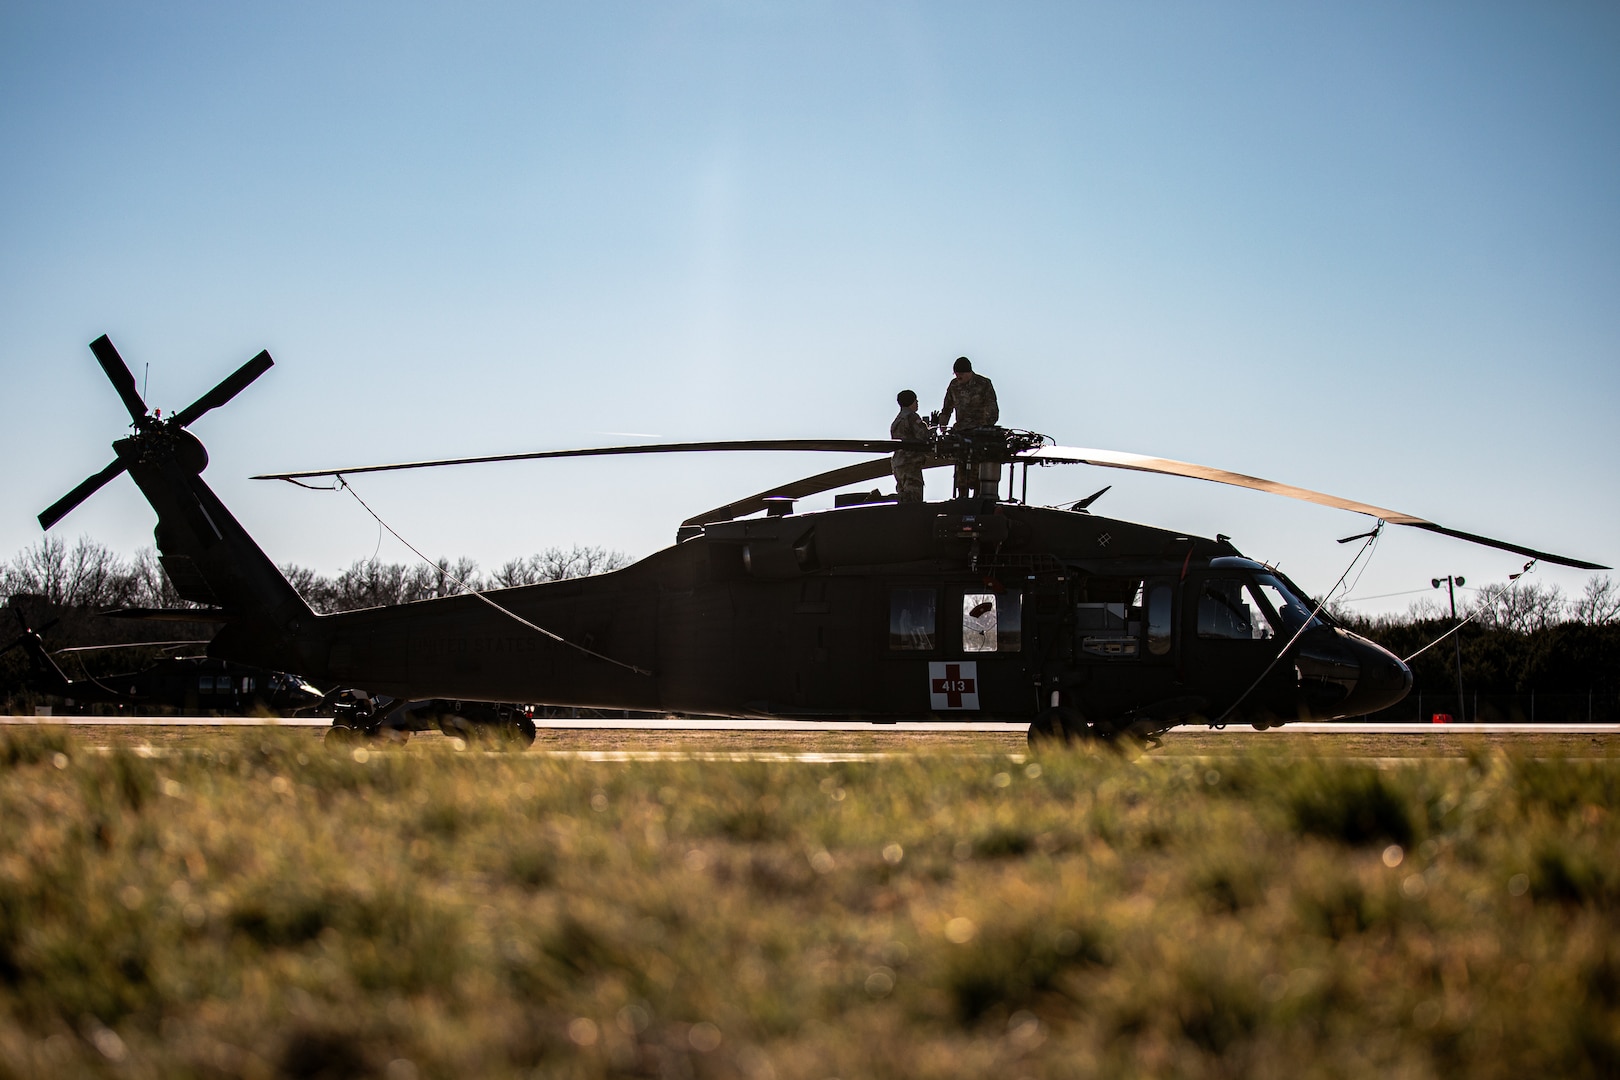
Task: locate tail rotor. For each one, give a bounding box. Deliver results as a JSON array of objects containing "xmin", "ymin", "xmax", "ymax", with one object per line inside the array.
[{"xmin": 1, "ymin": 601, "xmax": 60, "ymax": 661}]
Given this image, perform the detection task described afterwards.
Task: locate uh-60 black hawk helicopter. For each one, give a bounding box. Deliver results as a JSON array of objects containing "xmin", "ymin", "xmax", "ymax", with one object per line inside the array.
[
  {"xmin": 2, "ymin": 601, "xmax": 325, "ymax": 716},
  {"xmin": 37, "ymin": 335, "xmax": 1606, "ymax": 747}
]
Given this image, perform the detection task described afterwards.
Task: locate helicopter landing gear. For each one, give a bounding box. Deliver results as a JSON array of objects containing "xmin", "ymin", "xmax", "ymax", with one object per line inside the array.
[
  {"xmin": 323, "ymin": 720, "xmax": 411, "ymax": 748},
  {"xmin": 435, "ymin": 708, "xmax": 537, "ymax": 750},
  {"xmin": 1026, "ymin": 705, "xmax": 1092, "ymax": 750},
  {"xmin": 322, "ymin": 722, "xmax": 362, "ymax": 748},
  {"xmin": 1026, "ymin": 706, "xmax": 1147, "ymax": 754}
]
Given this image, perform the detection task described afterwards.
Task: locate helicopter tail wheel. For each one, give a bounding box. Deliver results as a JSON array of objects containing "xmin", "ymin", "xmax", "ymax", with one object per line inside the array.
[
  {"xmin": 436, "ymin": 713, "xmax": 536, "ymax": 750},
  {"xmin": 506, "ymin": 713, "xmax": 538, "ymax": 749},
  {"xmin": 435, "ymin": 713, "xmax": 476, "ymax": 744},
  {"xmin": 479, "ymin": 715, "xmax": 539, "ymax": 750}
]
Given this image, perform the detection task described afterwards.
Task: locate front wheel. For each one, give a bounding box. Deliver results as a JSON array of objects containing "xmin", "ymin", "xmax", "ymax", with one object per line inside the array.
[
  {"xmin": 323, "ymin": 723, "xmax": 362, "ymax": 749},
  {"xmin": 1027, "ymin": 706, "xmax": 1090, "ymax": 750}
]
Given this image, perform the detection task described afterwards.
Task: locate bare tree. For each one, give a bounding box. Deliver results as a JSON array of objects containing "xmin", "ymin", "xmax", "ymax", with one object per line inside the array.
[
  {"xmin": 8, "ymin": 541, "xmax": 628, "ymax": 616},
  {"xmin": 1571, "ymin": 575, "xmax": 1620, "ymax": 626},
  {"xmin": 1402, "ymin": 596, "xmax": 1450, "ymax": 623},
  {"xmin": 402, "ymin": 557, "xmax": 481, "ymax": 603},
  {"xmin": 491, "ymin": 547, "xmax": 621, "ymax": 587},
  {"xmin": 522, "ymin": 545, "xmax": 630, "ymax": 584},
  {"xmin": 491, "ymin": 557, "xmax": 534, "ymax": 589},
  {"xmin": 1469, "ymin": 581, "xmax": 1567, "ymax": 633},
  {"xmin": 278, "ymin": 561, "xmax": 322, "ymax": 598},
  {"xmin": 3, "ymin": 536, "xmax": 69, "ymax": 604},
  {"xmin": 331, "ymin": 559, "xmax": 411, "ymax": 611},
  {"xmin": 2, "ymin": 536, "xmax": 140, "ymax": 609}
]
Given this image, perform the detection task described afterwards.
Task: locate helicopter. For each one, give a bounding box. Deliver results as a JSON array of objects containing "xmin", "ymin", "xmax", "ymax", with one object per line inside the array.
[
  {"xmin": 35, "ymin": 334, "xmax": 1607, "ymax": 747},
  {"xmin": 2, "ymin": 600, "xmax": 325, "ymax": 716}
]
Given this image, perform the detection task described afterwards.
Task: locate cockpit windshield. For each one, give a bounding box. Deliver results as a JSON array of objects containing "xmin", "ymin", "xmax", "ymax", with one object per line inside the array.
[{"xmin": 1252, "ymin": 574, "xmax": 1322, "ymax": 635}]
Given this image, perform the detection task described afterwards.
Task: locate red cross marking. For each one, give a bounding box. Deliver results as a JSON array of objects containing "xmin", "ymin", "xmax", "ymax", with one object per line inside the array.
[{"xmin": 931, "ymin": 663, "xmax": 977, "ymax": 708}]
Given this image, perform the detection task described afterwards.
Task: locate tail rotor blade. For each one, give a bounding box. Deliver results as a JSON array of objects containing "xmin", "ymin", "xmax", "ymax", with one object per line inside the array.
[
  {"xmin": 171, "ymin": 350, "xmax": 273, "ymax": 428},
  {"xmin": 38, "ymin": 459, "xmax": 127, "ymax": 531},
  {"xmin": 89, "ymin": 335, "xmax": 148, "ymax": 423}
]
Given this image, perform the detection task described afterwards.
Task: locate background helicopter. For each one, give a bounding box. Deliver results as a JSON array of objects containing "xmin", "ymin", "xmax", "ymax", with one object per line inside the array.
[
  {"xmin": 36, "ymin": 335, "xmax": 1607, "ymax": 746},
  {"xmin": 2, "ymin": 600, "xmax": 324, "ymax": 716}
]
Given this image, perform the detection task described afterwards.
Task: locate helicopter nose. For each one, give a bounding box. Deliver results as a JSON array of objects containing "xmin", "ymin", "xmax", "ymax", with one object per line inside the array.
[
  {"xmin": 1293, "ymin": 629, "xmax": 1412, "ymax": 720},
  {"xmin": 1339, "ymin": 634, "xmax": 1412, "ymax": 717}
]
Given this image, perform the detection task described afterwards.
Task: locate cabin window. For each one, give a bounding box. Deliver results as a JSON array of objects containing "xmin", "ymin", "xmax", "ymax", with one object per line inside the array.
[
  {"xmin": 962, "ymin": 591, "xmax": 1022, "ymax": 653},
  {"xmin": 1075, "ymin": 578, "xmax": 1143, "ymax": 658},
  {"xmin": 1146, "ymin": 584, "xmax": 1173, "ymax": 655},
  {"xmin": 1197, "ymin": 579, "xmax": 1278, "ymax": 640},
  {"xmin": 1073, "ymin": 577, "xmax": 1142, "ymax": 631},
  {"xmin": 198, "ymin": 676, "xmax": 216, "ymax": 692},
  {"xmin": 889, "ymin": 588, "xmax": 937, "ymax": 651}
]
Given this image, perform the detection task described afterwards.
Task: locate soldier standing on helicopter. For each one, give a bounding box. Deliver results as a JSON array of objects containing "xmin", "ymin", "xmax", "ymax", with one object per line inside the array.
[
  {"xmin": 938, "ymin": 356, "xmax": 1000, "ymax": 498},
  {"xmin": 890, "ymin": 389, "xmax": 930, "ymax": 502}
]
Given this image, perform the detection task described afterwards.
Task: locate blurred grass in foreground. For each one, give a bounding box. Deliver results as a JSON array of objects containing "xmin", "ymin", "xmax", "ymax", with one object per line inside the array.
[{"xmin": 0, "ymin": 729, "xmax": 1615, "ymax": 1079}]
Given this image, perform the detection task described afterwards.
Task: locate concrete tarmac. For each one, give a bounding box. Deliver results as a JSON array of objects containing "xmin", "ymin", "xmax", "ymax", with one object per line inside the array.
[{"xmin": 2, "ymin": 715, "xmax": 1615, "ymax": 735}]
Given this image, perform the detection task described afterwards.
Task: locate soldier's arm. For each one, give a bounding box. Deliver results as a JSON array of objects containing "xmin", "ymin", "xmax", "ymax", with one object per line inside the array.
[
  {"xmin": 939, "ymin": 386, "xmax": 956, "ymax": 429},
  {"xmin": 984, "ymin": 379, "xmax": 999, "ymax": 425}
]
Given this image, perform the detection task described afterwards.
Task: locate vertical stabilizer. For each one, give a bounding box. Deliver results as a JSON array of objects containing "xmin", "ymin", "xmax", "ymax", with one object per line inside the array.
[{"xmin": 38, "ymin": 336, "xmax": 316, "ymax": 673}]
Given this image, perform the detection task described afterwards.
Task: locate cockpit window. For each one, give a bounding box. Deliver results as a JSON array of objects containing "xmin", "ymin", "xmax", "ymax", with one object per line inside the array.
[
  {"xmin": 1252, "ymin": 574, "xmax": 1322, "ymax": 635},
  {"xmin": 1197, "ymin": 579, "xmax": 1277, "ymax": 640}
]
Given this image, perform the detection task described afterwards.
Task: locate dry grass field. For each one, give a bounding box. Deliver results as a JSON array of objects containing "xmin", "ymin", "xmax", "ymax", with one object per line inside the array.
[{"xmin": 0, "ymin": 726, "xmax": 1615, "ymax": 1079}]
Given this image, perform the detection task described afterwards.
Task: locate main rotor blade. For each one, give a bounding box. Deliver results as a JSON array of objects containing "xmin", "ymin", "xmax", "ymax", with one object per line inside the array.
[
  {"xmin": 1023, "ymin": 446, "xmax": 1430, "ymax": 522},
  {"xmin": 89, "ymin": 335, "xmax": 147, "ymax": 423},
  {"xmin": 1022, "ymin": 445, "xmax": 1608, "ymax": 571},
  {"xmin": 171, "ymin": 350, "xmax": 273, "ymax": 428},
  {"xmin": 253, "ymin": 438, "xmax": 909, "ymax": 482},
  {"xmin": 51, "ymin": 640, "xmax": 211, "ymax": 655},
  {"xmin": 38, "ymin": 459, "xmax": 127, "ymax": 531},
  {"xmin": 1403, "ymin": 524, "xmax": 1608, "ymax": 572},
  {"xmin": 682, "ymin": 454, "xmax": 953, "ymax": 526}
]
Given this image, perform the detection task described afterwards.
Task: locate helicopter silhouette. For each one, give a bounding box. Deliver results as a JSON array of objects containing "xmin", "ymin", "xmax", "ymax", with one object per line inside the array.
[
  {"xmin": 2, "ymin": 600, "xmax": 324, "ymax": 716},
  {"xmin": 35, "ymin": 335, "xmax": 1606, "ymax": 747}
]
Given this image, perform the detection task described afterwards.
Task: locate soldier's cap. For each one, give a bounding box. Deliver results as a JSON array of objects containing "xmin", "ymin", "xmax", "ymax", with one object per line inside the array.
[
  {"xmin": 953, "ymin": 356, "xmax": 972, "ymax": 373},
  {"xmin": 897, "ymin": 389, "xmax": 917, "ymax": 407}
]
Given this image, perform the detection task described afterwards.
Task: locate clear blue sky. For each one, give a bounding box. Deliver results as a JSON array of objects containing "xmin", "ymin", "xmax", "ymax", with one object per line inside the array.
[{"xmin": 3, "ymin": 1, "xmax": 1616, "ymax": 615}]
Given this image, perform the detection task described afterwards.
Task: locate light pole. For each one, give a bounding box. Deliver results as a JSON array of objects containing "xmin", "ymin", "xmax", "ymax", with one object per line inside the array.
[{"xmin": 1432, "ymin": 575, "xmax": 1466, "ymax": 722}]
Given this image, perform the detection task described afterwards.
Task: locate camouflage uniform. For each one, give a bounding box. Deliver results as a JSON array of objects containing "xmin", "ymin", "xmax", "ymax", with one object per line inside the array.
[
  {"xmin": 940, "ymin": 372, "xmax": 1001, "ymax": 497},
  {"xmin": 939, "ymin": 372, "xmax": 999, "ymax": 430},
  {"xmin": 890, "ymin": 407, "xmax": 931, "ymax": 503}
]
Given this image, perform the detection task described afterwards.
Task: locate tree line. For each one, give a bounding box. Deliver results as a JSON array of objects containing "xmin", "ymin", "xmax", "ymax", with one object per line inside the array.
[
  {"xmin": 1329, "ymin": 576, "xmax": 1620, "ymax": 634},
  {"xmin": 1326, "ymin": 577, "xmax": 1620, "ymax": 722},
  {"xmin": 0, "ymin": 537, "xmax": 633, "ymax": 711},
  {"xmin": 2, "ymin": 536, "xmax": 630, "ymax": 615}
]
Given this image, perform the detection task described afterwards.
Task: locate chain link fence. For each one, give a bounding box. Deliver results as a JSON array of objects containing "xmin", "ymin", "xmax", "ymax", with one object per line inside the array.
[{"xmin": 1360, "ymin": 690, "xmax": 1619, "ymax": 725}]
